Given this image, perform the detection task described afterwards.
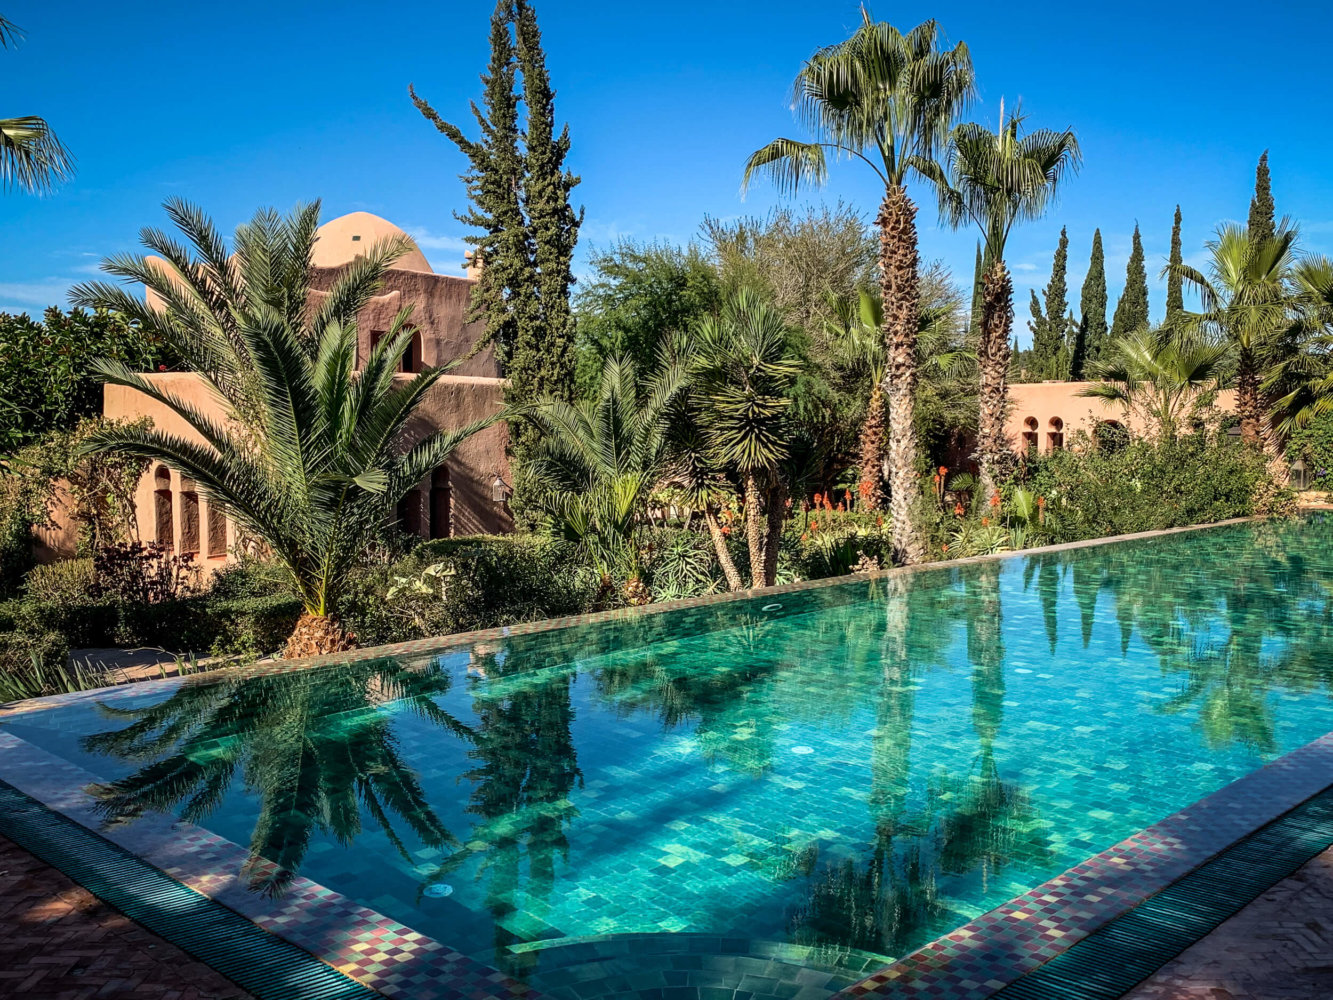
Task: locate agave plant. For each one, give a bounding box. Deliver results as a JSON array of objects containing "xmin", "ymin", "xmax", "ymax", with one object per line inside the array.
[
  {"xmin": 72, "ymin": 201, "xmax": 496, "ymax": 656},
  {"xmin": 1, "ymin": 17, "xmax": 73, "ymax": 194}
]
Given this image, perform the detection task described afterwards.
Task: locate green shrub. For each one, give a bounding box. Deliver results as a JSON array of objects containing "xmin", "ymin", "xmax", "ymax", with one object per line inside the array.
[
  {"xmin": 24, "ymin": 558, "xmax": 96, "ymax": 602},
  {"xmin": 1285, "ymin": 411, "xmax": 1333, "ymax": 490},
  {"xmin": 1022, "ymin": 432, "xmax": 1275, "ymax": 543},
  {"xmin": 342, "ymin": 535, "xmax": 602, "ymax": 646}
]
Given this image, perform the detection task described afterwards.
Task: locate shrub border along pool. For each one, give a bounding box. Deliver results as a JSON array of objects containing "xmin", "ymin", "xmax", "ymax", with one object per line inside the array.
[{"xmin": 3, "ymin": 513, "xmax": 1331, "ymax": 1000}]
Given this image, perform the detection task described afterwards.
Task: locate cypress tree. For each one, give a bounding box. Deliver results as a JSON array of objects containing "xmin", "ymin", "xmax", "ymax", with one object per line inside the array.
[
  {"xmin": 1248, "ymin": 150, "xmax": 1275, "ymax": 245},
  {"xmin": 1076, "ymin": 228, "xmax": 1107, "ymax": 375},
  {"xmin": 512, "ymin": 0, "xmax": 582, "ymax": 437},
  {"xmin": 1165, "ymin": 205, "xmax": 1184, "ymax": 322},
  {"xmin": 1110, "ymin": 223, "xmax": 1149, "ymax": 341},
  {"xmin": 1028, "ymin": 226, "xmax": 1069, "ymax": 378},
  {"xmin": 968, "ymin": 241, "xmax": 984, "ymax": 339},
  {"xmin": 410, "ymin": 0, "xmax": 527, "ymax": 365}
]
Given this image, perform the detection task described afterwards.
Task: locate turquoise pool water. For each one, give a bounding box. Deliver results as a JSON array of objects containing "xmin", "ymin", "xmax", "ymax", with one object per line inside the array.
[{"xmin": 6, "ymin": 516, "xmax": 1333, "ymax": 988}]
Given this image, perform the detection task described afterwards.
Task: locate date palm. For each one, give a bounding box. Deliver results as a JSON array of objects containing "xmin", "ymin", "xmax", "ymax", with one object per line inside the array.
[
  {"xmin": 1, "ymin": 16, "xmax": 73, "ymax": 194},
  {"xmin": 1079, "ymin": 329, "xmax": 1230, "ymax": 441},
  {"xmin": 921, "ymin": 104, "xmax": 1080, "ymax": 495},
  {"xmin": 525, "ymin": 353, "xmax": 684, "ymax": 582},
  {"xmin": 71, "ymin": 201, "xmax": 496, "ymax": 656},
  {"xmin": 1165, "ymin": 223, "xmax": 1297, "ymax": 447},
  {"xmin": 743, "ymin": 14, "xmax": 974, "ymax": 566}
]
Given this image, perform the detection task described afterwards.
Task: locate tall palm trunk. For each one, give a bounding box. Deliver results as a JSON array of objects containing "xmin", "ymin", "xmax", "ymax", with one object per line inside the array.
[
  {"xmin": 744, "ymin": 471, "xmax": 766, "ymax": 589},
  {"xmin": 975, "ymin": 259, "xmax": 1014, "ymax": 497},
  {"xmin": 878, "ymin": 185, "xmax": 925, "ymax": 565},
  {"xmin": 704, "ymin": 507, "xmax": 745, "ymax": 591},
  {"xmin": 859, "ymin": 382, "xmax": 885, "ymax": 510},
  {"xmin": 762, "ymin": 474, "xmax": 787, "ymax": 587},
  {"xmin": 1235, "ymin": 345, "xmax": 1263, "ymax": 448}
]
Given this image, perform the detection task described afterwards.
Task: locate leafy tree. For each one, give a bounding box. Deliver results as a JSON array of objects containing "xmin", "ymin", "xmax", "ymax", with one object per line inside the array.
[
  {"xmin": 1074, "ymin": 229, "xmax": 1107, "ymax": 378},
  {"xmin": 1028, "ymin": 226, "xmax": 1070, "ymax": 379},
  {"xmin": 743, "ymin": 13, "xmax": 974, "ymax": 566},
  {"xmin": 0, "ymin": 16, "xmax": 72, "ymax": 194},
  {"xmin": 573, "ymin": 240, "xmax": 719, "ymax": 396},
  {"xmin": 1248, "ymin": 150, "xmax": 1275, "ymax": 246},
  {"xmin": 72, "ymin": 201, "xmax": 496, "ymax": 656},
  {"xmin": 412, "ymin": 0, "xmax": 581, "ymax": 509},
  {"xmin": 1166, "ymin": 205, "xmax": 1184, "ymax": 322},
  {"xmin": 0, "ymin": 307, "xmax": 167, "ymax": 452},
  {"xmin": 1079, "ymin": 329, "xmax": 1230, "ymax": 441},
  {"xmin": 1110, "ymin": 223, "xmax": 1149, "ymax": 341},
  {"xmin": 923, "ymin": 104, "xmax": 1081, "ymax": 494},
  {"xmin": 690, "ymin": 290, "xmax": 801, "ymax": 588},
  {"xmin": 1166, "ymin": 223, "xmax": 1297, "ymax": 447}
]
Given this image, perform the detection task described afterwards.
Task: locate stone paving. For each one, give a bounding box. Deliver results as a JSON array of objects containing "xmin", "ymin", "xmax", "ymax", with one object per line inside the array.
[
  {"xmin": 1121, "ymin": 844, "xmax": 1333, "ymax": 1000},
  {"xmin": 0, "ymin": 834, "xmax": 253, "ymax": 1000}
]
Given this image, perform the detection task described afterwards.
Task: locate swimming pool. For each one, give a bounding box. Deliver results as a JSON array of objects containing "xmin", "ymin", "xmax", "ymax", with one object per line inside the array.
[{"xmin": 5, "ymin": 516, "xmax": 1333, "ymax": 999}]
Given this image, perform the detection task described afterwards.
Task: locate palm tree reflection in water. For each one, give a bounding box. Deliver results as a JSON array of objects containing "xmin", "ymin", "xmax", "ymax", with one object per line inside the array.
[{"xmin": 82, "ymin": 658, "xmax": 468, "ymax": 896}]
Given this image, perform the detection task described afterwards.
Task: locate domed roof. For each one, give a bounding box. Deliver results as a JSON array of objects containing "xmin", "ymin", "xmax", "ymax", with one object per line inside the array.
[{"xmin": 312, "ymin": 211, "xmax": 433, "ymax": 273}]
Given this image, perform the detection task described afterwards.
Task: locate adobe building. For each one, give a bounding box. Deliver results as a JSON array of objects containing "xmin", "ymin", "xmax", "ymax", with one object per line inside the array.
[{"xmin": 99, "ymin": 212, "xmax": 513, "ymax": 574}]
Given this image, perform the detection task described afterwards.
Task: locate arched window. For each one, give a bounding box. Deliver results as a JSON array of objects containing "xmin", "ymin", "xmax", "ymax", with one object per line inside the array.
[
  {"xmin": 430, "ymin": 467, "xmax": 452, "ymax": 539},
  {"xmin": 1022, "ymin": 416, "xmax": 1039, "ymax": 452},
  {"xmin": 179, "ymin": 476, "xmax": 200, "ymax": 555},
  {"xmin": 402, "ymin": 330, "xmax": 424, "ymax": 373},
  {"xmin": 1095, "ymin": 420, "xmax": 1128, "ymax": 454},
  {"xmin": 1047, "ymin": 416, "xmax": 1065, "ymax": 452},
  {"xmin": 206, "ymin": 502, "xmax": 227, "ymax": 558}
]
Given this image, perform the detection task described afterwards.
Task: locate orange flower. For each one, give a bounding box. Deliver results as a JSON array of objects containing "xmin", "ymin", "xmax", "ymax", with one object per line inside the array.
[
  {"xmin": 813, "ymin": 492, "xmax": 822, "ymax": 506},
  {"xmin": 938, "ymin": 466, "xmax": 948, "ymax": 476},
  {"xmin": 810, "ymin": 520, "xmax": 819, "ymax": 532},
  {"xmin": 981, "ymin": 516, "xmax": 990, "ymax": 526},
  {"xmin": 845, "ymin": 489, "xmax": 853, "ymax": 504},
  {"xmin": 800, "ymin": 532, "xmax": 809, "ymax": 542},
  {"xmin": 954, "ymin": 503, "xmax": 965, "ymax": 517},
  {"xmin": 1036, "ymin": 496, "xmax": 1046, "ymax": 507},
  {"xmin": 837, "ymin": 502, "xmax": 845, "ymax": 512},
  {"xmin": 876, "ymin": 516, "xmax": 884, "ymax": 527},
  {"xmin": 721, "ymin": 525, "xmax": 731, "ymax": 536},
  {"xmin": 941, "ymin": 543, "xmax": 949, "ymax": 552},
  {"xmin": 989, "ymin": 491, "xmax": 1002, "ymax": 508}
]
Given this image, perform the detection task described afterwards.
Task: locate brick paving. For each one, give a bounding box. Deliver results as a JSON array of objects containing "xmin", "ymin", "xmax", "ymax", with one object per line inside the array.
[
  {"xmin": 1122, "ymin": 845, "xmax": 1333, "ymax": 1000},
  {"xmin": 0, "ymin": 834, "xmax": 253, "ymax": 1000}
]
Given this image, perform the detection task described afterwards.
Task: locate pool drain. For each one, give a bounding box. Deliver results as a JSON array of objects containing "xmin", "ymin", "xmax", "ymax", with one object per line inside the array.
[
  {"xmin": 423, "ymin": 883, "xmax": 454, "ymax": 898},
  {"xmin": 762, "ymin": 603, "xmax": 783, "ymax": 612},
  {"xmin": 791, "ymin": 745, "xmax": 814, "ymax": 755}
]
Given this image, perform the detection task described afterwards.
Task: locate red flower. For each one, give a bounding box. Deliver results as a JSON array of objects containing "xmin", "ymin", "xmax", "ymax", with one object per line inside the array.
[
  {"xmin": 938, "ymin": 466, "xmax": 948, "ymax": 476},
  {"xmin": 954, "ymin": 503, "xmax": 965, "ymax": 517},
  {"xmin": 158, "ymin": 364, "xmax": 167, "ymax": 372},
  {"xmin": 989, "ymin": 491, "xmax": 1002, "ymax": 508},
  {"xmin": 721, "ymin": 525, "xmax": 731, "ymax": 536}
]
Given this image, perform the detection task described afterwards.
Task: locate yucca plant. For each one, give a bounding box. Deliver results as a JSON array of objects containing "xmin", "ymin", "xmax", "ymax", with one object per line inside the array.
[
  {"xmin": 690, "ymin": 290, "xmax": 801, "ymax": 588},
  {"xmin": 1, "ymin": 16, "xmax": 73, "ymax": 194},
  {"xmin": 71, "ymin": 201, "xmax": 496, "ymax": 657},
  {"xmin": 743, "ymin": 14, "xmax": 974, "ymax": 566},
  {"xmin": 921, "ymin": 103, "xmax": 1080, "ymax": 495}
]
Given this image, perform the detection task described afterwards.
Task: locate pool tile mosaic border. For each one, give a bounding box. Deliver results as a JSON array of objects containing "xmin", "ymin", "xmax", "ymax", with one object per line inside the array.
[
  {"xmin": 827, "ymin": 730, "xmax": 1333, "ymax": 1000},
  {"xmin": 0, "ymin": 515, "xmax": 1259, "ymax": 719},
  {"xmin": 0, "ymin": 731, "xmax": 555, "ymax": 1000}
]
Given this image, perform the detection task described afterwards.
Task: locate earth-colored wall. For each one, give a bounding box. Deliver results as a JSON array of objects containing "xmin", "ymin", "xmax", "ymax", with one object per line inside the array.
[
  {"xmin": 101, "ymin": 372, "xmax": 511, "ymax": 573},
  {"xmin": 1006, "ymin": 381, "xmax": 1237, "ymax": 454}
]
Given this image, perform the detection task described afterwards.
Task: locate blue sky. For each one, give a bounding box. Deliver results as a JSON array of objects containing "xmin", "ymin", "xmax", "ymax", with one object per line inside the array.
[{"xmin": 3, "ymin": 1, "xmax": 1331, "ymax": 345}]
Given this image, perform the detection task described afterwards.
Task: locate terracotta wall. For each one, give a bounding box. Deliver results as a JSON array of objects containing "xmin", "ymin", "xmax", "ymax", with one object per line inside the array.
[
  {"xmin": 307, "ymin": 267, "xmax": 499, "ymax": 378},
  {"xmin": 1005, "ymin": 381, "xmax": 1236, "ymax": 455},
  {"xmin": 101, "ymin": 372, "xmax": 511, "ymax": 574}
]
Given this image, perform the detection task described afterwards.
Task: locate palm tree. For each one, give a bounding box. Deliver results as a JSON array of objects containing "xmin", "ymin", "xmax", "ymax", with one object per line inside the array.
[
  {"xmin": 72, "ymin": 201, "xmax": 496, "ymax": 656},
  {"xmin": 1079, "ymin": 329, "xmax": 1230, "ymax": 441},
  {"xmin": 743, "ymin": 14, "xmax": 974, "ymax": 566},
  {"xmin": 525, "ymin": 353, "xmax": 684, "ymax": 589},
  {"xmin": 0, "ymin": 16, "xmax": 73, "ymax": 194},
  {"xmin": 1165, "ymin": 223, "xmax": 1298, "ymax": 447},
  {"xmin": 922, "ymin": 104, "xmax": 1080, "ymax": 495},
  {"xmin": 1259, "ymin": 257, "xmax": 1333, "ymax": 434},
  {"xmin": 690, "ymin": 289, "xmax": 801, "ymax": 589}
]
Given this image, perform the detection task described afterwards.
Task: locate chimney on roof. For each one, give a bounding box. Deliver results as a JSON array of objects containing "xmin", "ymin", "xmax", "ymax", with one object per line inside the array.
[{"xmin": 463, "ymin": 249, "xmax": 483, "ymax": 280}]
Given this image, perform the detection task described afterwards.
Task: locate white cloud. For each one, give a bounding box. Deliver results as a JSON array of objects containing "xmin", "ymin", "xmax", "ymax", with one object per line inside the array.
[{"xmin": 0, "ymin": 280, "xmax": 75, "ymax": 308}]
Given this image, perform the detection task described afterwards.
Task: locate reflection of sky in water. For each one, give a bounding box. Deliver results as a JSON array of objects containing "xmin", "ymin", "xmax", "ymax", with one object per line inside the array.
[{"xmin": 9, "ymin": 515, "xmax": 1333, "ymax": 980}]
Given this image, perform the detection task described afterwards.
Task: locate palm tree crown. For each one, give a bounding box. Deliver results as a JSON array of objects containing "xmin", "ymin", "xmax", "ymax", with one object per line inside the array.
[
  {"xmin": 72, "ymin": 201, "xmax": 496, "ymax": 653},
  {"xmin": 1, "ymin": 16, "xmax": 74, "ymax": 194}
]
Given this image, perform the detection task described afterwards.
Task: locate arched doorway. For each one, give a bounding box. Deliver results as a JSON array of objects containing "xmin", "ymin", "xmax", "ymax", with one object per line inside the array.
[
  {"xmin": 397, "ymin": 489, "xmax": 424, "ymax": 537},
  {"xmin": 430, "ymin": 467, "xmax": 452, "ymax": 539},
  {"xmin": 179, "ymin": 476, "xmax": 200, "ymax": 555}
]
